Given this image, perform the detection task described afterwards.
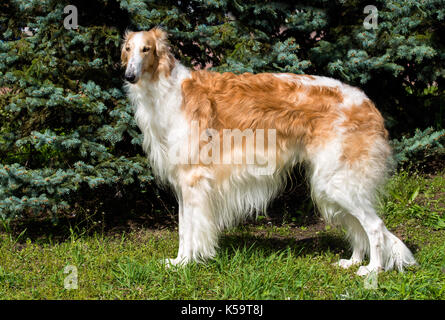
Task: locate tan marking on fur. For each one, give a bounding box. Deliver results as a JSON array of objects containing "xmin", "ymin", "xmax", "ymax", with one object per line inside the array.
[
  {"xmin": 181, "ymin": 70, "xmax": 344, "ymax": 163},
  {"xmin": 185, "ymin": 171, "xmax": 204, "ymax": 188},
  {"xmin": 120, "ymin": 31, "xmax": 135, "ymax": 66},
  {"xmin": 142, "ymin": 28, "xmax": 175, "ymax": 80},
  {"xmin": 340, "ymin": 100, "xmax": 389, "ymax": 164}
]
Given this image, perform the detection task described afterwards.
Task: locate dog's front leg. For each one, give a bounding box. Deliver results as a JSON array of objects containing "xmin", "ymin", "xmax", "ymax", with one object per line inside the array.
[
  {"xmin": 165, "ymin": 174, "xmax": 219, "ymax": 266},
  {"xmin": 164, "ymin": 192, "xmax": 188, "ymax": 266}
]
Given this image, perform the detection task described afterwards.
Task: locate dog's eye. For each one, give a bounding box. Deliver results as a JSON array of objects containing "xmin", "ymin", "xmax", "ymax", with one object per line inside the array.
[
  {"xmin": 142, "ymin": 46, "xmax": 150, "ymax": 52},
  {"xmin": 125, "ymin": 47, "xmax": 130, "ymax": 52}
]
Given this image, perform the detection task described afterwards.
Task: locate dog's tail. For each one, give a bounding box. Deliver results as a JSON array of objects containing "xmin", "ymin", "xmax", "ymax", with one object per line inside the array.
[{"xmin": 382, "ymin": 230, "xmax": 417, "ymax": 271}]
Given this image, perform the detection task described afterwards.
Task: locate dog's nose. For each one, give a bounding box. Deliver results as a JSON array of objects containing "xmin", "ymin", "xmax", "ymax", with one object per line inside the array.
[{"xmin": 125, "ymin": 73, "xmax": 136, "ymax": 83}]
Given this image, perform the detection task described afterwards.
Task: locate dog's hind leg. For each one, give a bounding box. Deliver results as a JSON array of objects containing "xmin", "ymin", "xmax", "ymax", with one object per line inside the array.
[
  {"xmin": 339, "ymin": 214, "xmax": 369, "ymax": 268},
  {"xmin": 340, "ymin": 201, "xmax": 416, "ymax": 276},
  {"xmin": 311, "ymin": 172, "xmax": 416, "ymax": 275},
  {"xmin": 336, "ymin": 213, "xmax": 369, "ymax": 269},
  {"xmin": 312, "ymin": 172, "xmax": 416, "ymax": 275},
  {"xmin": 308, "ymin": 137, "xmax": 416, "ymax": 275},
  {"xmin": 312, "ymin": 195, "xmax": 367, "ymax": 269}
]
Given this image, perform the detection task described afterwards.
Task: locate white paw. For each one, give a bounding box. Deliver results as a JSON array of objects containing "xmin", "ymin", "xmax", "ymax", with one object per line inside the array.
[
  {"xmin": 333, "ymin": 258, "xmax": 361, "ymax": 269},
  {"xmin": 356, "ymin": 265, "xmax": 382, "ymax": 276},
  {"xmin": 162, "ymin": 257, "xmax": 188, "ymax": 268}
]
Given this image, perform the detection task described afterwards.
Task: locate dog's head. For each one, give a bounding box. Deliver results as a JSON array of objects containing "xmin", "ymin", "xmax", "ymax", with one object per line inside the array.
[{"xmin": 121, "ymin": 27, "xmax": 174, "ymax": 84}]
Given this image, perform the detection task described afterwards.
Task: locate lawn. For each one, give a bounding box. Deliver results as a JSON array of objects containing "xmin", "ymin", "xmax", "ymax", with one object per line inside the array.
[{"xmin": 0, "ymin": 169, "xmax": 444, "ymax": 299}]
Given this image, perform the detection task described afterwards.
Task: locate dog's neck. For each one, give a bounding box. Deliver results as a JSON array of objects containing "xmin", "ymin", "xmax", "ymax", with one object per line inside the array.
[
  {"xmin": 126, "ymin": 60, "xmax": 192, "ymax": 182},
  {"xmin": 126, "ymin": 59, "xmax": 190, "ymax": 126},
  {"xmin": 132, "ymin": 59, "xmax": 186, "ymax": 99}
]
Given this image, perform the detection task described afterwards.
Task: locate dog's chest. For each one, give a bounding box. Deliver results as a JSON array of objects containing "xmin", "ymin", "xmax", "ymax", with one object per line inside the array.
[{"xmin": 130, "ymin": 83, "xmax": 190, "ymax": 180}]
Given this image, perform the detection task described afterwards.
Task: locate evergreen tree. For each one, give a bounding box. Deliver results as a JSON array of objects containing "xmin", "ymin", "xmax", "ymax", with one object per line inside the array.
[{"xmin": 0, "ymin": 0, "xmax": 443, "ymax": 219}]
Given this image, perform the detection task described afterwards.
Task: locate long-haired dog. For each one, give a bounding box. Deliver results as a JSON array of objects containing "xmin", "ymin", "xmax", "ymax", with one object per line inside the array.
[{"xmin": 121, "ymin": 27, "xmax": 416, "ymax": 276}]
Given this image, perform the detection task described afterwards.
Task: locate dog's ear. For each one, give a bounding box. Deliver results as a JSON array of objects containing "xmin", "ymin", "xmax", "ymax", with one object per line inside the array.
[
  {"xmin": 151, "ymin": 27, "xmax": 175, "ymax": 79},
  {"xmin": 121, "ymin": 30, "xmax": 133, "ymax": 67},
  {"xmin": 151, "ymin": 27, "xmax": 169, "ymax": 58}
]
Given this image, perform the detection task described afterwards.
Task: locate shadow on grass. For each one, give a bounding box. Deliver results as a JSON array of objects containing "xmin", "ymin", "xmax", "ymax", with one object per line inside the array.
[{"xmin": 219, "ymin": 230, "xmax": 351, "ymax": 260}]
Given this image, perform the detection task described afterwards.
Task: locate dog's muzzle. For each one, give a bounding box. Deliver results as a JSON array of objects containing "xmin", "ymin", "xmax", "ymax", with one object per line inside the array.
[{"xmin": 125, "ymin": 72, "xmax": 137, "ymax": 83}]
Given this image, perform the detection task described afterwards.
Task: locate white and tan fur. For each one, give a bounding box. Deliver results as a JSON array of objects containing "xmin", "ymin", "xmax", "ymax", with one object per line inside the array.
[{"xmin": 121, "ymin": 28, "xmax": 416, "ymax": 276}]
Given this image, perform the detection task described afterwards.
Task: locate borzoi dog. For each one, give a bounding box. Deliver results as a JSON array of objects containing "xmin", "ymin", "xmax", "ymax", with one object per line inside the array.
[{"xmin": 121, "ymin": 27, "xmax": 416, "ymax": 276}]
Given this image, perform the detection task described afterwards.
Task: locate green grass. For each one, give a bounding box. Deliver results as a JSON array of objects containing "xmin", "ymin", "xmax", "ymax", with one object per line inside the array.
[{"xmin": 0, "ymin": 169, "xmax": 444, "ymax": 299}]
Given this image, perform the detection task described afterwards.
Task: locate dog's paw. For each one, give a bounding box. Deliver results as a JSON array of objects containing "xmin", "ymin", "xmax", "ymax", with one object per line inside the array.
[
  {"xmin": 162, "ymin": 257, "xmax": 188, "ymax": 268},
  {"xmin": 356, "ymin": 265, "xmax": 382, "ymax": 276},
  {"xmin": 333, "ymin": 258, "xmax": 361, "ymax": 269}
]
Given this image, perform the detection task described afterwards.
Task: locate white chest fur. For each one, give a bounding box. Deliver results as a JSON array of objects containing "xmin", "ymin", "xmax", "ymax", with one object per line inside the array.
[{"xmin": 125, "ymin": 63, "xmax": 191, "ymax": 184}]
